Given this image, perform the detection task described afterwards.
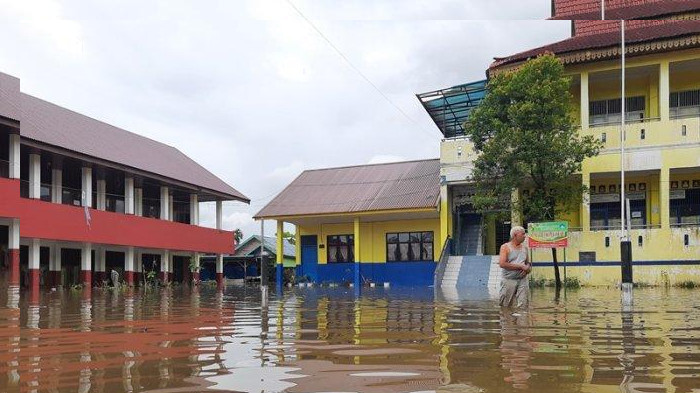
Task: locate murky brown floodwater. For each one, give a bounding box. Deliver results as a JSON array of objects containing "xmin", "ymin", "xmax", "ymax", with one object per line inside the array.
[{"xmin": 0, "ymin": 284, "xmax": 699, "ymax": 393}]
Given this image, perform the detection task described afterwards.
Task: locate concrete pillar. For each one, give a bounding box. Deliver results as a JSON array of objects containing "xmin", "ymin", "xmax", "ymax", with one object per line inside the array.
[
  {"xmin": 276, "ymin": 221, "xmax": 284, "ymax": 290},
  {"xmin": 29, "ymin": 153, "xmax": 41, "ymax": 199},
  {"xmin": 80, "ymin": 243, "xmax": 92, "ymax": 287},
  {"xmin": 81, "ymin": 167, "xmax": 93, "ymax": 208},
  {"xmin": 51, "ymin": 168, "xmax": 62, "ymax": 204},
  {"xmin": 190, "ymin": 194, "xmax": 199, "ymax": 225},
  {"xmin": 28, "ymin": 238, "xmax": 41, "ymax": 291},
  {"xmin": 160, "ymin": 186, "xmax": 169, "ymax": 220},
  {"xmin": 125, "ymin": 247, "xmax": 135, "ymax": 285},
  {"xmin": 96, "ymin": 179, "xmax": 106, "ymax": 211},
  {"xmin": 191, "ymin": 252, "xmax": 201, "ymax": 283},
  {"xmin": 353, "ymin": 217, "xmax": 361, "ymax": 288},
  {"xmin": 9, "ymin": 133, "xmax": 20, "ymax": 179},
  {"xmin": 134, "ymin": 188, "xmax": 143, "ymax": 216},
  {"xmin": 135, "ymin": 250, "xmax": 143, "ymax": 285},
  {"xmin": 216, "ymin": 254, "xmax": 223, "ymax": 286},
  {"xmin": 8, "ymin": 219, "xmax": 20, "ymax": 286},
  {"xmin": 216, "ymin": 200, "xmax": 223, "ymax": 230},
  {"xmin": 660, "ymin": 167, "xmax": 670, "ymax": 229},
  {"xmin": 51, "ymin": 245, "xmax": 62, "ymax": 287},
  {"xmin": 580, "ymin": 71, "xmax": 589, "ymax": 130},
  {"xmin": 659, "ymin": 61, "xmax": 670, "ymax": 122},
  {"xmin": 160, "ymin": 250, "xmax": 170, "ymax": 283},
  {"xmin": 95, "ymin": 247, "xmax": 106, "ymax": 284},
  {"xmin": 125, "ymin": 177, "xmax": 135, "ymax": 215},
  {"xmin": 582, "ymin": 173, "xmax": 591, "ymax": 232}
]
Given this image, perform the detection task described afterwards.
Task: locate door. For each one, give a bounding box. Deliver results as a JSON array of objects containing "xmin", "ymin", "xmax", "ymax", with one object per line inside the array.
[{"xmin": 300, "ymin": 235, "xmax": 318, "ymax": 282}]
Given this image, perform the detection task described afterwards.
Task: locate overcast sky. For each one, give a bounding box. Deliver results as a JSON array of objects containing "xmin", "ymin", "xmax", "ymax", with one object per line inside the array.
[{"xmin": 0, "ymin": 0, "xmax": 570, "ymax": 239}]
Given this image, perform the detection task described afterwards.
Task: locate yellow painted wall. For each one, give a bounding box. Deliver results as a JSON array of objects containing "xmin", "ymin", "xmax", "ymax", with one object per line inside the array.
[{"xmin": 298, "ymin": 218, "xmax": 441, "ymax": 265}]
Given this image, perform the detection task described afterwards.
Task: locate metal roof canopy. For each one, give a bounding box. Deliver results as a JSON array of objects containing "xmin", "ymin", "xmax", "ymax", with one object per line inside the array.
[{"xmin": 417, "ymin": 79, "xmax": 487, "ymax": 138}]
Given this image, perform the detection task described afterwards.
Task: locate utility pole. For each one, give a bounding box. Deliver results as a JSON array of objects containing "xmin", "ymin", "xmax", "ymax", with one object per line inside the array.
[{"xmin": 619, "ymin": 18, "xmax": 634, "ymax": 293}]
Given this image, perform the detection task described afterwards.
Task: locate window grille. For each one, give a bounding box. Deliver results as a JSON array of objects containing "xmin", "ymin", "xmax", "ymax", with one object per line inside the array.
[
  {"xmin": 590, "ymin": 96, "xmax": 645, "ymax": 125},
  {"xmin": 670, "ymin": 89, "xmax": 700, "ymax": 118}
]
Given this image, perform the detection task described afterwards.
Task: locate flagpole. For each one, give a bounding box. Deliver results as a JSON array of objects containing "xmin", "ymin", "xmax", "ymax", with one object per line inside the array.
[{"xmin": 620, "ymin": 18, "xmax": 633, "ymax": 289}]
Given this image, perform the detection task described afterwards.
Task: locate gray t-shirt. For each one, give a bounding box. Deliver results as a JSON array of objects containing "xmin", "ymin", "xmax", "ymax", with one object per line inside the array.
[{"xmin": 501, "ymin": 242, "xmax": 528, "ymax": 280}]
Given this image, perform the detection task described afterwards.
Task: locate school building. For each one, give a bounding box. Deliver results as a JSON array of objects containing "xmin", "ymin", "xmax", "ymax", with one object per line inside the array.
[
  {"xmin": 259, "ymin": 1, "xmax": 700, "ymax": 287},
  {"xmin": 0, "ymin": 71, "xmax": 249, "ymax": 293}
]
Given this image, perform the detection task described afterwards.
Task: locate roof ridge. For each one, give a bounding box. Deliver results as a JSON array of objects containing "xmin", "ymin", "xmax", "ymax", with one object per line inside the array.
[{"xmin": 303, "ymin": 157, "xmax": 439, "ymax": 173}]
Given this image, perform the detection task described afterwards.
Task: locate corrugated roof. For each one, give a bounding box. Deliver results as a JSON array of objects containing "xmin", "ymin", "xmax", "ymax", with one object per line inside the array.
[
  {"xmin": 255, "ymin": 159, "xmax": 440, "ymax": 218},
  {"xmin": 490, "ymin": 20, "xmax": 700, "ymax": 69},
  {"xmin": 20, "ymin": 93, "xmax": 249, "ymax": 202},
  {"xmin": 0, "ymin": 73, "xmax": 20, "ymax": 123}
]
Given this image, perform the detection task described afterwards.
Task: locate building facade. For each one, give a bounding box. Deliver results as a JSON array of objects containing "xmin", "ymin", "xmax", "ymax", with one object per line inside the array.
[
  {"xmin": 255, "ymin": 159, "xmax": 441, "ymax": 286},
  {"xmin": 423, "ymin": 4, "xmax": 700, "ymax": 286},
  {"xmin": 0, "ymin": 72, "xmax": 249, "ymax": 294}
]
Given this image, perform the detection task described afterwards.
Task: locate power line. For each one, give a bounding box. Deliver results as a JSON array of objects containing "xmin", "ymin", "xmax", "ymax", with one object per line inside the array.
[{"xmin": 284, "ymin": 0, "xmax": 437, "ymax": 141}]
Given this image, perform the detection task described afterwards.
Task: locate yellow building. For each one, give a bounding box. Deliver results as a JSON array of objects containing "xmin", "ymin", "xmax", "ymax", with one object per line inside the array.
[
  {"xmin": 254, "ymin": 159, "xmax": 441, "ymax": 286},
  {"xmin": 421, "ymin": 14, "xmax": 700, "ymax": 285}
]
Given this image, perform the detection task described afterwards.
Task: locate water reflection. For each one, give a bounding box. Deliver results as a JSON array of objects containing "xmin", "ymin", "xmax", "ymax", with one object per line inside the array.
[{"xmin": 0, "ymin": 286, "xmax": 698, "ymax": 392}]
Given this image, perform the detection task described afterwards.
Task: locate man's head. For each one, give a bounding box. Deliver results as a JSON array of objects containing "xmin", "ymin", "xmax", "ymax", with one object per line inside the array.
[{"xmin": 510, "ymin": 225, "xmax": 526, "ymax": 244}]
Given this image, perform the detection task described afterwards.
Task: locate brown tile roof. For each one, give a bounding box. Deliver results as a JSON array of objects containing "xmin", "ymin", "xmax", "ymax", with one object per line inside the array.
[
  {"xmin": 254, "ymin": 159, "xmax": 440, "ymax": 219},
  {"xmin": 490, "ymin": 19, "xmax": 700, "ymax": 70},
  {"xmin": 20, "ymin": 93, "xmax": 249, "ymax": 202},
  {"xmin": 551, "ymin": 0, "xmax": 700, "ymax": 20}
]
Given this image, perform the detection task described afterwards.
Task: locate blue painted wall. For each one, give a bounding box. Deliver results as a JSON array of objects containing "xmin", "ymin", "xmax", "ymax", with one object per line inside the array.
[{"xmin": 297, "ymin": 261, "xmax": 436, "ymax": 286}]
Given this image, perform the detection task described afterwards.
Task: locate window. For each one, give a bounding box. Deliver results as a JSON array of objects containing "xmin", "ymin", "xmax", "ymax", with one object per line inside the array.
[
  {"xmin": 670, "ymin": 188, "xmax": 700, "ymax": 226},
  {"xmin": 670, "ymin": 89, "xmax": 700, "ymax": 118},
  {"xmin": 590, "ymin": 96, "xmax": 645, "ymax": 125},
  {"xmin": 327, "ymin": 235, "xmax": 354, "ymax": 263},
  {"xmin": 386, "ymin": 231, "xmax": 434, "ymax": 262},
  {"xmin": 590, "ymin": 190, "xmax": 646, "ymax": 230}
]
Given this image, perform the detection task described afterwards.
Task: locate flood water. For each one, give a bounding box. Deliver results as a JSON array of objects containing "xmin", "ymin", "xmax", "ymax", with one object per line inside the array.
[{"xmin": 1, "ymin": 284, "xmax": 699, "ymax": 393}]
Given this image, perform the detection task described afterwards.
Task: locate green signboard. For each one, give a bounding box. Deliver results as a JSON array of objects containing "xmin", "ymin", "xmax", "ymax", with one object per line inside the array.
[{"xmin": 527, "ymin": 221, "xmax": 568, "ymax": 249}]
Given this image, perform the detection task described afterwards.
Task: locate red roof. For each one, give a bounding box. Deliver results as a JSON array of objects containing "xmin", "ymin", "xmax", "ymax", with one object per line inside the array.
[
  {"xmin": 552, "ymin": 0, "xmax": 700, "ymax": 20},
  {"xmin": 20, "ymin": 93, "xmax": 249, "ymax": 202},
  {"xmin": 255, "ymin": 159, "xmax": 440, "ymax": 218},
  {"xmin": 490, "ymin": 19, "xmax": 700, "ymax": 69}
]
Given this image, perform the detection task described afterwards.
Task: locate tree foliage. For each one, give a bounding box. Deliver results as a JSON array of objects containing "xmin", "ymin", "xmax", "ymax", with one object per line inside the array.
[{"xmin": 464, "ymin": 54, "xmax": 601, "ymax": 223}]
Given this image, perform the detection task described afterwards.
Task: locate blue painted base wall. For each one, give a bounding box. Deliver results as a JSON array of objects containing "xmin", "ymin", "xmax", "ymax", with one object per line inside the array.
[{"xmin": 297, "ymin": 261, "xmax": 436, "ymax": 286}]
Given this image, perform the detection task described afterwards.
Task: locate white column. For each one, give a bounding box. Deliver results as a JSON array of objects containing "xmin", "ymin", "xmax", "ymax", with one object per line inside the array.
[
  {"xmin": 125, "ymin": 247, "xmax": 135, "ymax": 273},
  {"xmin": 580, "ymin": 71, "xmax": 589, "ymax": 130},
  {"xmin": 52, "ymin": 245, "xmax": 62, "ymax": 275},
  {"xmin": 28, "ymin": 239, "xmax": 40, "ymax": 271},
  {"xmin": 96, "ymin": 247, "xmax": 106, "ymax": 275},
  {"xmin": 216, "ymin": 254, "xmax": 223, "ymax": 275},
  {"xmin": 134, "ymin": 188, "xmax": 143, "ymax": 216},
  {"xmin": 216, "ymin": 200, "xmax": 223, "ymax": 230},
  {"xmin": 192, "ymin": 252, "xmax": 201, "ymax": 272},
  {"xmin": 9, "ymin": 219, "xmax": 20, "ymax": 249},
  {"xmin": 190, "ymin": 194, "xmax": 199, "ymax": 225},
  {"xmin": 29, "ymin": 153, "xmax": 41, "ymax": 199},
  {"xmin": 96, "ymin": 179, "xmax": 106, "ymax": 211},
  {"xmin": 51, "ymin": 168, "xmax": 62, "ymax": 204},
  {"xmin": 161, "ymin": 250, "xmax": 170, "ymax": 276},
  {"xmin": 160, "ymin": 186, "xmax": 169, "ymax": 220},
  {"xmin": 81, "ymin": 167, "xmax": 93, "ymax": 208},
  {"xmin": 9, "ymin": 133, "xmax": 20, "ymax": 179},
  {"xmin": 659, "ymin": 61, "xmax": 670, "ymax": 122},
  {"xmin": 135, "ymin": 250, "xmax": 142, "ymax": 276},
  {"xmin": 125, "ymin": 177, "xmax": 135, "ymax": 215},
  {"xmin": 168, "ymin": 194, "xmax": 174, "ymax": 222},
  {"xmin": 81, "ymin": 243, "xmax": 92, "ymax": 272}
]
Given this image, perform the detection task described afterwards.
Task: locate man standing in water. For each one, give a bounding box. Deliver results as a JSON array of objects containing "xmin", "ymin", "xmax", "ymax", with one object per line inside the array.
[{"xmin": 499, "ymin": 226, "xmax": 531, "ymax": 309}]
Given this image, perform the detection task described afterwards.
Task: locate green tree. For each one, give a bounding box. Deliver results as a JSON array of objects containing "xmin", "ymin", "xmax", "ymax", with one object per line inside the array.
[
  {"xmin": 276, "ymin": 230, "xmax": 296, "ymax": 245},
  {"xmin": 464, "ymin": 54, "xmax": 601, "ymax": 290},
  {"xmin": 233, "ymin": 229, "xmax": 243, "ymax": 245}
]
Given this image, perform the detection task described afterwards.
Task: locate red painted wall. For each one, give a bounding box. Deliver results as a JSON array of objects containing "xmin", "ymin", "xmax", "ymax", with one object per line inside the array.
[{"xmin": 1, "ymin": 177, "xmax": 234, "ymax": 254}]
